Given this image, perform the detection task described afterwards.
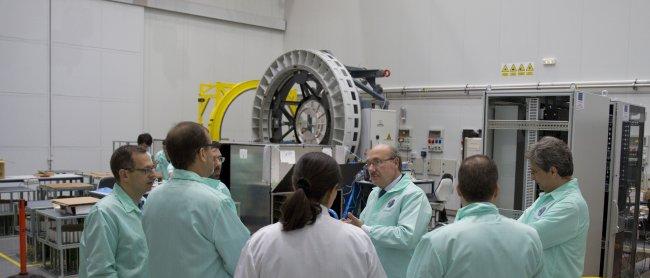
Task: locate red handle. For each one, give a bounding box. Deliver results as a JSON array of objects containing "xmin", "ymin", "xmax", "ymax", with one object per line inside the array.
[{"xmin": 19, "ymin": 199, "xmax": 27, "ymax": 274}]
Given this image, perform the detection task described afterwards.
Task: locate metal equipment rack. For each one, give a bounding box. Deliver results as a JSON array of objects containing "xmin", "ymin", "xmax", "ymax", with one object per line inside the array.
[
  {"xmin": 35, "ymin": 209, "xmax": 86, "ymax": 277},
  {"xmin": 0, "ymin": 185, "xmax": 36, "ymax": 236}
]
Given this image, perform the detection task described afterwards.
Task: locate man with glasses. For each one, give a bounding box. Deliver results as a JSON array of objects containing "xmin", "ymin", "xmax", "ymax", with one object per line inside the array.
[
  {"xmin": 518, "ymin": 136, "xmax": 589, "ymax": 278},
  {"xmin": 200, "ymin": 143, "xmax": 237, "ymax": 215},
  {"xmin": 344, "ymin": 144, "xmax": 432, "ymax": 278},
  {"xmin": 79, "ymin": 145, "xmax": 156, "ymax": 277},
  {"xmin": 202, "ymin": 143, "xmax": 231, "ymax": 197},
  {"xmin": 142, "ymin": 122, "xmax": 250, "ymax": 278}
]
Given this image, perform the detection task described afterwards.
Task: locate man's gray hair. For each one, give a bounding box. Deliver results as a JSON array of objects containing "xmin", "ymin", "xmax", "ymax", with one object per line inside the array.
[
  {"xmin": 388, "ymin": 145, "xmax": 402, "ymax": 166},
  {"xmin": 525, "ymin": 136, "xmax": 573, "ymax": 177}
]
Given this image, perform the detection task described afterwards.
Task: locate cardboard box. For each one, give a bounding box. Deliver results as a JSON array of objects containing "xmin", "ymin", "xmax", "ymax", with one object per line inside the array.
[{"xmin": 52, "ymin": 197, "xmax": 99, "ymax": 215}]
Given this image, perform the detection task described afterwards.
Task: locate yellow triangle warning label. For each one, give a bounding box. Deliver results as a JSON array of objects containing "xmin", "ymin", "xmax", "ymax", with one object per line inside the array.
[
  {"xmin": 501, "ymin": 64, "xmax": 509, "ymax": 76},
  {"xmin": 517, "ymin": 64, "xmax": 526, "ymax": 75},
  {"xmin": 386, "ymin": 133, "xmax": 392, "ymax": 141},
  {"xmin": 526, "ymin": 63, "xmax": 534, "ymax": 75},
  {"xmin": 509, "ymin": 64, "xmax": 517, "ymax": 76}
]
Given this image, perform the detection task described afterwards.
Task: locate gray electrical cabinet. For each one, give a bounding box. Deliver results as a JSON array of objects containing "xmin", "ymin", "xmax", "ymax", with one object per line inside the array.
[
  {"xmin": 359, "ymin": 109, "xmax": 398, "ymax": 156},
  {"xmin": 482, "ymin": 90, "xmax": 610, "ymax": 276},
  {"xmin": 224, "ymin": 143, "xmax": 347, "ymax": 232},
  {"xmin": 604, "ymin": 102, "xmax": 646, "ymax": 278}
]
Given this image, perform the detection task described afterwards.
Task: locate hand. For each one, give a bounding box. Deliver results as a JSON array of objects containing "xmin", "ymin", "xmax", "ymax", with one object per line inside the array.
[{"xmin": 343, "ymin": 212, "xmax": 363, "ymax": 228}]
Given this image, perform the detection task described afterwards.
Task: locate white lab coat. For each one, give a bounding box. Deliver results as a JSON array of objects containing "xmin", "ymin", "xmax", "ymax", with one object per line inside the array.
[{"xmin": 234, "ymin": 205, "xmax": 387, "ymax": 278}]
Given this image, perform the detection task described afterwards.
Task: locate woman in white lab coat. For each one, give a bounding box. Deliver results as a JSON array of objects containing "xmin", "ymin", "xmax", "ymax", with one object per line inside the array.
[{"xmin": 234, "ymin": 152, "xmax": 386, "ymax": 278}]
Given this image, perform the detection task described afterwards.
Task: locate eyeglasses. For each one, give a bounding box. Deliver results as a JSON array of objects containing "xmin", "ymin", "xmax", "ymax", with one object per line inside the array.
[
  {"xmin": 216, "ymin": 156, "xmax": 226, "ymax": 163},
  {"xmin": 128, "ymin": 167, "xmax": 156, "ymax": 175},
  {"xmin": 365, "ymin": 157, "xmax": 396, "ymax": 167}
]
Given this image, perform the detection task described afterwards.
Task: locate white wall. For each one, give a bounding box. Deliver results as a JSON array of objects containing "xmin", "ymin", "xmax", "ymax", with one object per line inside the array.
[
  {"xmin": 283, "ymin": 0, "xmax": 364, "ymax": 66},
  {"xmin": 0, "ymin": 0, "xmax": 144, "ymax": 174},
  {"xmin": 51, "ymin": 0, "xmax": 144, "ymax": 172},
  {"xmin": 285, "ymin": 0, "xmax": 650, "ymax": 87},
  {"xmin": 144, "ymin": 9, "xmax": 284, "ymax": 140},
  {"xmin": 5, "ymin": 0, "xmax": 650, "ymax": 180},
  {"xmin": 163, "ymin": 0, "xmax": 283, "ymax": 19},
  {"xmin": 0, "ymin": 0, "xmax": 285, "ymax": 175},
  {"xmin": 282, "ymin": 0, "xmax": 650, "ymax": 210},
  {"xmin": 0, "ymin": 0, "xmax": 50, "ymax": 175},
  {"xmin": 117, "ymin": 0, "xmax": 285, "ymax": 30}
]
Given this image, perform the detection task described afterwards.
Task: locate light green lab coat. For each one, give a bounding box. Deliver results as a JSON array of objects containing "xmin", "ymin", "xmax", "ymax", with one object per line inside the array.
[
  {"xmin": 407, "ymin": 202, "xmax": 544, "ymax": 278},
  {"xmin": 203, "ymin": 178, "xmax": 231, "ymax": 198},
  {"xmin": 143, "ymin": 169, "xmax": 250, "ymax": 278},
  {"xmin": 519, "ymin": 178, "xmax": 589, "ymax": 278},
  {"xmin": 79, "ymin": 183, "xmax": 148, "ymax": 278},
  {"xmin": 154, "ymin": 150, "xmax": 171, "ymax": 180},
  {"xmin": 359, "ymin": 174, "xmax": 432, "ymax": 278},
  {"xmin": 203, "ymin": 178, "xmax": 237, "ymax": 215}
]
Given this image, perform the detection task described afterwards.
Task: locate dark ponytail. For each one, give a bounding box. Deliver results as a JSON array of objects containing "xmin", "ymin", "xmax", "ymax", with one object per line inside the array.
[
  {"xmin": 280, "ymin": 152, "xmax": 342, "ymax": 231},
  {"xmin": 280, "ymin": 178, "xmax": 321, "ymax": 231}
]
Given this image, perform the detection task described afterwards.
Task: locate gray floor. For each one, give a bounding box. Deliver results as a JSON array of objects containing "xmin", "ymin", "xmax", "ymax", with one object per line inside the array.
[{"xmin": 0, "ymin": 236, "xmax": 54, "ymax": 278}]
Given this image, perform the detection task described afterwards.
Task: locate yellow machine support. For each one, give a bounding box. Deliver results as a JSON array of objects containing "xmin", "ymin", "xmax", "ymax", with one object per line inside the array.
[{"xmin": 198, "ymin": 80, "xmax": 298, "ymax": 141}]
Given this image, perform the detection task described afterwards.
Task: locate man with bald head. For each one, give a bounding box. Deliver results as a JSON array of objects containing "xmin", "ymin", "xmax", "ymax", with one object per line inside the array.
[
  {"xmin": 344, "ymin": 144, "xmax": 432, "ymax": 278},
  {"xmin": 142, "ymin": 122, "xmax": 249, "ymax": 278}
]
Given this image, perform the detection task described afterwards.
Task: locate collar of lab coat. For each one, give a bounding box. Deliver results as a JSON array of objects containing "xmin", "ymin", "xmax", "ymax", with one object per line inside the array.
[
  {"xmin": 544, "ymin": 178, "xmax": 579, "ymax": 201},
  {"xmin": 113, "ymin": 183, "xmax": 142, "ymax": 214},
  {"xmin": 201, "ymin": 177, "xmax": 221, "ymax": 190},
  {"xmin": 455, "ymin": 202, "xmax": 498, "ymax": 221},
  {"xmin": 383, "ymin": 174, "xmax": 402, "ymax": 192},
  {"xmin": 318, "ymin": 204, "xmax": 329, "ymax": 217},
  {"xmin": 385, "ymin": 173, "xmax": 410, "ymax": 194},
  {"xmin": 171, "ymin": 168, "xmax": 205, "ymax": 184}
]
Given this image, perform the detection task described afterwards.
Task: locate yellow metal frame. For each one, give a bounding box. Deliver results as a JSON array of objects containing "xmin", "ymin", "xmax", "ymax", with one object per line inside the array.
[{"xmin": 198, "ymin": 80, "xmax": 298, "ymax": 141}]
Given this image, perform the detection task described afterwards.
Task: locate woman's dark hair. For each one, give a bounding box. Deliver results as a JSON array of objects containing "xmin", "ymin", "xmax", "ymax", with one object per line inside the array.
[{"xmin": 280, "ymin": 152, "xmax": 342, "ymax": 232}]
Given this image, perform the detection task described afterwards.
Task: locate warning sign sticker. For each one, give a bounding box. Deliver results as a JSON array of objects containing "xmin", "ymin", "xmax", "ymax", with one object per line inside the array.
[
  {"xmin": 501, "ymin": 64, "xmax": 510, "ymax": 76},
  {"xmin": 526, "ymin": 63, "xmax": 534, "ymax": 75},
  {"xmin": 500, "ymin": 62, "xmax": 535, "ymax": 77},
  {"xmin": 517, "ymin": 64, "xmax": 526, "ymax": 76}
]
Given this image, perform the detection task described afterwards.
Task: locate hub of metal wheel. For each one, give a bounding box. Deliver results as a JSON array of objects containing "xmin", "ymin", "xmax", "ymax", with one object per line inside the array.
[{"xmin": 295, "ymin": 98, "xmax": 329, "ymax": 144}]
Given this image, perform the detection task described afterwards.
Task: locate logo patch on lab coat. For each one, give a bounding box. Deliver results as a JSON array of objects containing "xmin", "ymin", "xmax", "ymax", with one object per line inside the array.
[
  {"xmin": 387, "ymin": 199, "xmax": 396, "ymax": 208},
  {"xmin": 537, "ymin": 206, "xmax": 547, "ymax": 217}
]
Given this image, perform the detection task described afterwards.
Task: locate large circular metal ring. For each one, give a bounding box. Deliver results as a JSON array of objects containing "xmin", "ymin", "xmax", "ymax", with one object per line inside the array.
[{"xmin": 252, "ymin": 50, "xmax": 361, "ymax": 153}]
